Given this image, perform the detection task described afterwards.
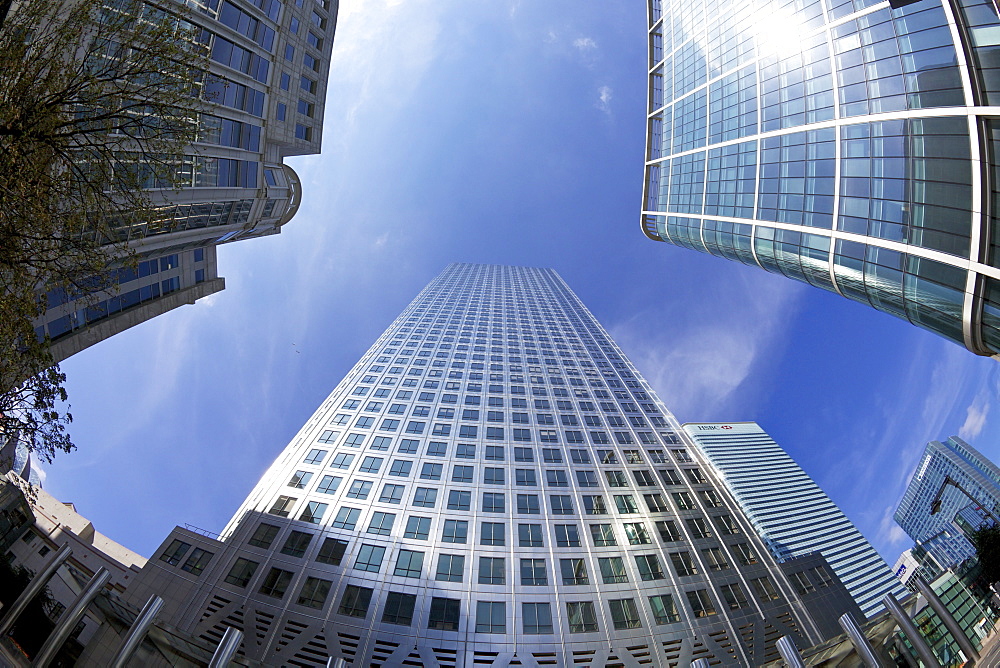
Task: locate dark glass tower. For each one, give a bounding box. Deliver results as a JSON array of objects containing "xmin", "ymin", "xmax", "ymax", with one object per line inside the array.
[
  {"xmin": 87, "ymin": 264, "xmax": 870, "ymax": 666},
  {"xmin": 642, "ymin": 0, "xmax": 1000, "ymax": 356}
]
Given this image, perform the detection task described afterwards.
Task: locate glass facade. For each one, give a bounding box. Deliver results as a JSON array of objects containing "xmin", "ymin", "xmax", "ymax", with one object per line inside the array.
[
  {"xmin": 895, "ymin": 435, "xmax": 1000, "ymax": 567},
  {"xmin": 122, "ymin": 264, "xmax": 873, "ymax": 666},
  {"xmin": 642, "ymin": 0, "xmax": 1000, "ymax": 356}
]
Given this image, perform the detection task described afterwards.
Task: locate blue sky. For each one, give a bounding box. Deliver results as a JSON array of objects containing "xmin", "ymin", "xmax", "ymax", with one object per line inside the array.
[{"xmin": 46, "ymin": 0, "xmax": 1000, "ymax": 569}]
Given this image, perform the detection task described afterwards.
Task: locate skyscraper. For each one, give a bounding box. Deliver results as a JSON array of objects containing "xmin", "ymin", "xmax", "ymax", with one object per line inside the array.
[
  {"xmin": 682, "ymin": 422, "xmax": 907, "ymax": 618},
  {"xmin": 83, "ymin": 264, "xmax": 860, "ymax": 667},
  {"xmin": 895, "ymin": 435, "xmax": 1000, "ymax": 568},
  {"xmin": 641, "ymin": 0, "xmax": 1000, "ymax": 356},
  {"xmin": 31, "ymin": 0, "xmax": 338, "ymax": 363}
]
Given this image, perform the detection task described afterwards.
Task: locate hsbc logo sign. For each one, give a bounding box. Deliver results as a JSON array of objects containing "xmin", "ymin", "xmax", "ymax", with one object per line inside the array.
[
  {"xmin": 721, "ymin": 425, "xmax": 732, "ymax": 429},
  {"xmin": 696, "ymin": 425, "xmax": 734, "ymax": 431}
]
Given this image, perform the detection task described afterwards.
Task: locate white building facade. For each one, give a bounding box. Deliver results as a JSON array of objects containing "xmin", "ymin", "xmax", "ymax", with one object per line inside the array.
[
  {"xmin": 85, "ymin": 264, "xmax": 865, "ymax": 667},
  {"xmin": 682, "ymin": 422, "xmax": 906, "ymax": 618}
]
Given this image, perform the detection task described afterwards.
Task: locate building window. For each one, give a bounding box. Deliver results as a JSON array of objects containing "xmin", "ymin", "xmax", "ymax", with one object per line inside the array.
[
  {"xmin": 791, "ymin": 571, "xmax": 816, "ymax": 595},
  {"xmin": 316, "ymin": 538, "xmax": 347, "ymax": 565},
  {"xmin": 442, "ymin": 519, "xmax": 468, "ymax": 543},
  {"xmin": 554, "ymin": 524, "xmax": 581, "ymax": 547},
  {"xmin": 560, "ymin": 558, "xmax": 588, "ymax": 585},
  {"xmin": 268, "ymin": 495, "xmax": 296, "ymax": 517},
  {"xmin": 452, "ymin": 465, "xmax": 473, "ymax": 483},
  {"xmin": 517, "ymin": 494, "xmax": 540, "ymax": 514},
  {"xmin": 476, "ymin": 601, "xmax": 506, "ymax": 634},
  {"xmin": 379, "ymin": 484, "xmax": 404, "ymax": 503},
  {"xmin": 382, "ymin": 591, "xmax": 416, "ymax": 626},
  {"xmin": 248, "ymin": 524, "xmax": 279, "ymax": 549},
  {"xmin": 304, "ymin": 448, "xmax": 327, "ymax": 464},
  {"xmin": 599, "ymin": 557, "xmax": 628, "ymax": 584},
  {"xmin": 435, "ymin": 553, "xmax": 464, "ymax": 582},
  {"xmin": 316, "ymin": 475, "xmax": 342, "ymax": 494},
  {"xmin": 566, "ymin": 601, "xmax": 598, "ymax": 633},
  {"xmin": 367, "ymin": 511, "xmax": 395, "ymax": 536},
  {"xmin": 448, "ymin": 490, "xmax": 471, "ymax": 511},
  {"xmin": 394, "ymin": 549, "xmax": 424, "ymax": 578},
  {"xmin": 354, "ymin": 544, "xmax": 386, "ymax": 573},
  {"xmin": 686, "ymin": 589, "xmax": 718, "ymax": 618},
  {"xmin": 518, "ymin": 524, "xmax": 544, "ymax": 547},
  {"xmin": 516, "ymin": 469, "xmax": 537, "ymax": 486},
  {"xmin": 331, "ymin": 507, "xmax": 361, "ymax": 530},
  {"xmin": 583, "ymin": 495, "xmax": 607, "ymax": 515},
  {"xmin": 522, "ymin": 602, "xmax": 553, "ymax": 634},
  {"xmin": 614, "ymin": 494, "xmax": 639, "ymax": 513},
  {"xmin": 159, "ymin": 539, "xmax": 190, "ymax": 566},
  {"xmin": 482, "ymin": 492, "xmax": 505, "ymax": 513},
  {"xmin": 648, "ymin": 594, "xmax": 680, "ymax": 624},
  {"xmin": 550, "ymin": 495, "xmax": 573, "ymax": 515},
  {"xmin": 624, "ymin": 523, "xmax": 651, "ymax": 545},
  {"xmin": 670, "ymin": 551, "xmax": 698, "ymax": 576},
  {"xmin": 407, "ymin": 488, "xmax": 435, "ymax": 509},
  {"xmin": 686, "ymin": 517, "xmax": 713, "ymax": 539},
  {"xmin": 280, "ymin": 530, "xmax": 313, "ymax": 558},
  {"xmin": 590, "ymin": 524, "xmax": 616, "ymax": 547},
  {"xmin": 609, "ymin": 598, "xmax": 642, "ymax": 629},
  {"xmin": 338, "ymin": 585, "xmax": 373, "ymax": 618},
  {"xmin": 479, "ymin": 556, "xmax": 505, "ymax": 585},
  {"xmin": 702, "ymin": 546, "xmax": 730, "ymax": 571},
  {"xmin": 481, "ymin": 522, "xmax": 505, "ymax": 546},
  {"xmin": 296, "ymin": 577, "xmax": 331, "ymax": 609},
  {"xmin": 258, "ymin": 567, "xmax": 293, "ymax": 599},
  {"xmin": 721, "ymin": 582, "xmax": 750, "ymax": 610},
  {"xmin": 346, "ymin": 480, "xmax": 372, "ymax": 500},
  {"xmin": 427, "ymin": 597, "xmax": 461, "ymax": 631},
  {"xmin": 299, "ymin": 501, "xmax": 327, "ymax": 524},
  {"xmin": 403, "ymin": 516, "xmax": 431, "ymax": 540},
  {"xmin": 224, "ymin": 557, "xmax": 258, "ymax": 587}
]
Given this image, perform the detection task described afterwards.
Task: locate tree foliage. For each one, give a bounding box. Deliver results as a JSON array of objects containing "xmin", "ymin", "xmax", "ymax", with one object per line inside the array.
[
  {"xmin": 0, "ymin": 0, "xmax": 206, "ymax": 462},
  {"xmin": 970, "ymin": 523, "xmax": 1000, "ymax": 585}
]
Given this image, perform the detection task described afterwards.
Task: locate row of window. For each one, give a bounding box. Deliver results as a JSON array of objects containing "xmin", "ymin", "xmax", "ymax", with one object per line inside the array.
[
  {"xmin": 224, "ymin": 557, "xmax": 785, "ymax": 630},
  {"xmin": 269, "ymin": 486, "xmax": 737, "ymax": 525}
]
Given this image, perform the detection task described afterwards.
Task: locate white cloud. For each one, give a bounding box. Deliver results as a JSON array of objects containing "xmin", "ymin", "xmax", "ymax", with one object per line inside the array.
[
  {"xmin": 610, "ymin": 271, "xmax": 806, "ymax": 420},
  {"xmin": 596, "ymin": 85, "xmax": 612, "ymax": 114},
  {"xmin": 374, "ymin": 232, "xmax": 390, "ymax": 248},
  {"xmin": 573, "ymin": 37, "xmax": 597, "ymax": 51},
  {"xmin": 876, "ymin": 503, "xmax": 908, "ymax": 553},
  {"xmin": 959, "ymin": 392, "xmax": 990, "ymax": 439}
]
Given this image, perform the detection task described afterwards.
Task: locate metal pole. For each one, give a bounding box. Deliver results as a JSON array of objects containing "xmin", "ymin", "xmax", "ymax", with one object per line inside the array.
[
  {"xmin": 912, "ymin": 576, "xmax": 980, "ymax": 663},
  {"xmin": 883, "ymin": 593, "xmax": 942, "ymax": 668},
  {"xmin": 208, "ymin": 626, "xmax": 243, "ymax": 668},
  {"xmin": 839, "ymin": 612, "xmax": 889, "ymax": 668},
  {"xmin": 690, "ymin": 660, "xmax": 711, "ymax": 668},
  {"xmin": 33, "ymin": 567, "xmax": 111, "ymax": 667},
  {"xmin": 109, "ymin": 595, "xmax": 164, "ymax": 668},
  {"xmin": 776, "ymin": 635, "xmax": 806, "ymax": 668},
  {"xmin": 0, "ymin": 544, "xmax": 72, "ymax": 636},
  {"xmin": 325, "ymin": 659, "xmax": 347, "ymax": 668}
]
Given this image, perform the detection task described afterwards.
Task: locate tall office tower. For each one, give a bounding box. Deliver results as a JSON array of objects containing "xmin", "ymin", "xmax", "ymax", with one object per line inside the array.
[
  {"xmin": 895, "ymin": 435, "xmax": 1000, "ymax": 568},
  {"xmin": 641, "ymin": 0, "xmax": 1000, "ymax": 357},
  {"xmin": 31, "ymin": 0, "xmax": 338, "ymax": 363},
  {"xmin": 87, "ymin": 264, "xmax": 860, "ymax": 667},
  {"xmin": 682, "ymin": 422, "xmax": 907, "ymax": 618}
]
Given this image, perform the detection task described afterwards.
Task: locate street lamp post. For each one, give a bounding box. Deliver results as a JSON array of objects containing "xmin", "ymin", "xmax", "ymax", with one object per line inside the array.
[{"xmin": 929, "ymin": 475, "xmax": 1000, "ymax": 527}]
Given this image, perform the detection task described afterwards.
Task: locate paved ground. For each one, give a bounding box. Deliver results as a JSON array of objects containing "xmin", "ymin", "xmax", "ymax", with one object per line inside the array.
[{"xmin": 976, "ymin": 631, "xmax": 1000, "ymax": 666}]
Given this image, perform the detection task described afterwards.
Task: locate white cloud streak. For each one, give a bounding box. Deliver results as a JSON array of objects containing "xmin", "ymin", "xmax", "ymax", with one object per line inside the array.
[{"xmin": 610, "ymin": 271, "xmax": 806, "ymax": 420}]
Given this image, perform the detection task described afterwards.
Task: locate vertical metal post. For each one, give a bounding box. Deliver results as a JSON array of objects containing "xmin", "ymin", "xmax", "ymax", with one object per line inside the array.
[
  {"xmin": 776, "ymin": 635, "xmax": 806, "ymax": 668},
  {"xmin": 326, "ymin": 658, "xmax": 347, "ymax": 668},
  {"xmin": 839, "ymin": 612, "xmax": 889, "ymax": 668},
  {"xmin": 109, "ymin": 595, "xmax": 164, "ymax": 668},
  {"xmin": 0, "ymin": 543, "xmax": 72, "ymax": 637},
  {"xmin": 912, "ymin": 575, "xmax": 980, "ymax": 663},
  {"xmin": 208, "ymin": 626, "xmax": 243, "ymax": 668},
  {"xmin": 690, "ymin": 660, "xmax": 712, "ymax": 668},
  {"xmin": 883, "ymin": 593, "xmax": 943, "ymax": 668},
  {"xmin": 33, "ymin": 567, "xmax": 111, "ymax": 667}
]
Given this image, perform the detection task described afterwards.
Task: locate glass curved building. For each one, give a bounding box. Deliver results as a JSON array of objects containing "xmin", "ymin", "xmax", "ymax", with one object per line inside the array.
[
  {"xmin": 86, "ymin": 264, "xmax": 868, "ymax": 667},
  {"xmin": 641, "ymin": 0, "xmax": 1000, "ymax": 356}
]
